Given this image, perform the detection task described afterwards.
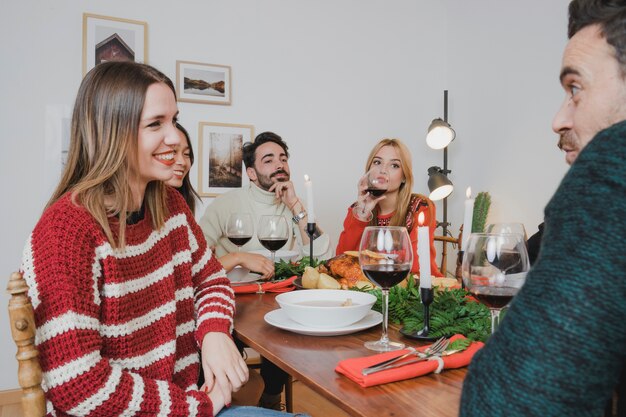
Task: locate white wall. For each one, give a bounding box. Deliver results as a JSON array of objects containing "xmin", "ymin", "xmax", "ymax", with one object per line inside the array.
[{"xmin": 0, "ymin": 0, "xmax": 569, "ymax": 390}]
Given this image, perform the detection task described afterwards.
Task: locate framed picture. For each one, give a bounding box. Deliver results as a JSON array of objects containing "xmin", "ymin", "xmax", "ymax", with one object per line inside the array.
[
  {"xmin": 197, "ymin": 122, "xmax": 254, "ymax": 197},
  {"xmin": 82, "ymin": 13, "xmax": 148, "ymax": 76},
  {"xmin": 176, "ymin": 60, "xmax": 232, "ymax": 105}
]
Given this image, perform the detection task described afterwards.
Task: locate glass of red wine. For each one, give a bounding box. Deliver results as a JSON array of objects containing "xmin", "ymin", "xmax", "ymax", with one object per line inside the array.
[
  {"xmin": 359, "ymin": 226, "xmax": 413, "ymax": 352},
  {"xmin": 226, "ymin": 213, "xmax": 254, "ymax": 252},
  {"xmin": 352, "ymin": 168, "xmax": 390, "ymax": 220},
  {"xmin": 462, "ymin": 233, "xmax": 529, "ymax": 334},
  {"xmin": 363, "ymin": 167, "xmax": 390, "ymax": 197},
  {"xmin": 258, "ymin": 215, "xmax": 289, "ymax": 264}
]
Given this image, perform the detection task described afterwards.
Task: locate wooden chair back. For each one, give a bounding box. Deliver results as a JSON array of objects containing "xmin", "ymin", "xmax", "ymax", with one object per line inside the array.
[{"xmin": 7, "ymin": 271, "xmax": 46, "ymax": 417}]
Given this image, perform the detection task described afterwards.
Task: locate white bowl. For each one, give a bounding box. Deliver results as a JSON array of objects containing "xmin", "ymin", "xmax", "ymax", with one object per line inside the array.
[
  {"xmin": 275, "ymin": 289, "xmax": 376, "ymax": 329},
  {"xmin": 250, "ymin": 249, "xmax": 300, "ymax": 262}
]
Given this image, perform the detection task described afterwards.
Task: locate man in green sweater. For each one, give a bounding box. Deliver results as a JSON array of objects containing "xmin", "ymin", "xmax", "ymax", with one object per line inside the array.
[{"xmin": 460, "ymin": 1, "xmax": 625, "ymax": 416}]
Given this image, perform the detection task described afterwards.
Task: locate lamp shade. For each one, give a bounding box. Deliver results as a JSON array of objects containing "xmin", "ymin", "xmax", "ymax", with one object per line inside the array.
[
  {"xmin": 427, "ymin": 166, "xmax": 454, "ymax": 201},
  {"xmin": 426, "ymin": 118, "xmax": 456, "ymax": 150}
]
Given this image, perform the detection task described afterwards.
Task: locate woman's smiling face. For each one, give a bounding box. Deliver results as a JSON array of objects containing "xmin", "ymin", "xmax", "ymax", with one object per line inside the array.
[{"xmin": 133, "ymin": 82, "xmax": 180, "ymax": 189}]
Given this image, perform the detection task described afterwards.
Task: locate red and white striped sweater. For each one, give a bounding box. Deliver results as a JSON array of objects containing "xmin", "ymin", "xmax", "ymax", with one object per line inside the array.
[{"xmin": 21, "ymin": 189, "xmax": 234, "ymax": 416}]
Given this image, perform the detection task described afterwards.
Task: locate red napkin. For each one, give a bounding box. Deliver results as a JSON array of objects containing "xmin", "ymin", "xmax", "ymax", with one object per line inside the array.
[
  {"xmin": 335, "ymin": 334, "xmax": 483, "ymax": 387},
  {"xmin": 233, "ymin": 276, "xmax": 297, "ymax": 295}
]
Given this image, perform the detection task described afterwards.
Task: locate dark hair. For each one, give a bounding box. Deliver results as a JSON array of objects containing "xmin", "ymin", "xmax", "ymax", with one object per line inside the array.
[
  {"xmin": 174, "ymin": 123, "xmax": 201, "ymax": 214},
  {"xmin": 568, "ymin": 0, "xmax": 626, "ymax": 75},
  {"xmin": 242, "ymin": 131, "xmax": 289, "ymax": 168}
]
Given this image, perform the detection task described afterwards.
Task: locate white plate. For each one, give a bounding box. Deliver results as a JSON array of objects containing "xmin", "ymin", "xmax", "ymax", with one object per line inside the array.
[
  {"xmin": 264, "ymin": 309, "xmax": 382, "ymax": 336},
  {"xmin": 227, "ymin": 268, "xmax": 261, "ymax": 285},
  {"xmin": 250, "ymin": 249, "xmax": 300, "ymax": 262}
]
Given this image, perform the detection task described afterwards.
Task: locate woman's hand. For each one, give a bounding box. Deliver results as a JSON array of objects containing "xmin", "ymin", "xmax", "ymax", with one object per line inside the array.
[
  {"xmin": 354, "ymin": 173, "xmax": 385, "ymax": 221},
  {"xmin": 201, "ymin": 332, "xmax": 249, "ymax": 401},
  {"xmin": 201, "ymin": 382, "xmax": 228, "ymax": 414}
]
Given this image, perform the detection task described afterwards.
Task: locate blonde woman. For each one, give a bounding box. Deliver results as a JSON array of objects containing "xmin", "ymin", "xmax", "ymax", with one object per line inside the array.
[
  {"xmin": 336, "ymin": 138, "xmax": 442, "ymax": 276},
  {"xmin": 21, "ymin": 62, "xmax": 302, "ymax": 417}
]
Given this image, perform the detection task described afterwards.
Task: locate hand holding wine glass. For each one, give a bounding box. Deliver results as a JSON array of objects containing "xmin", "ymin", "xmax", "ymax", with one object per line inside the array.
[
  {"xmin": 226, "ymin": 213, "xmax": 254, "ymax": 252},
  {"xmin": 359, "ymin": 226, "xmax": 413, "ymax": 352},
  {"xmin": 258, "ymin": 215, "xmax": 289, "ymax": 264},
  {"xmin": 353, "ymin": 168, "xmax": 390, "ymax": 221},
  {"xmin": 462, "ymin": 233, "xmax": 530, "ymax": 334}
]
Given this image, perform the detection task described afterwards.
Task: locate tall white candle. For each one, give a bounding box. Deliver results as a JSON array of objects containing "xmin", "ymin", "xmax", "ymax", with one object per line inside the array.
[
  {"xmin": 417, "ymin": 212, "xmax": 431, "ymax": 288},
  {"xmin": 304, "ymin": 174, "xmax": 315, "ymax": 223},
  {"xmin": 462, "ymin": 187, "xmax": 475, "ymax": 251}
]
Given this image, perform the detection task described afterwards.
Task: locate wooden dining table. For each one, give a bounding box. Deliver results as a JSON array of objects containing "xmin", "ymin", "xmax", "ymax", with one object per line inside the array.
[{"xmin": 234, "ymin": 292, "xmax": 467, "ymax": 417}]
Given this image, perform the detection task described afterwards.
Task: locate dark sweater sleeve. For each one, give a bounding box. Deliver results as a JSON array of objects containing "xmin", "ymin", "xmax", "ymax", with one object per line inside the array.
[{"xmin": 460, "ymin": 122, "xmax": 626, "ymax": 417}]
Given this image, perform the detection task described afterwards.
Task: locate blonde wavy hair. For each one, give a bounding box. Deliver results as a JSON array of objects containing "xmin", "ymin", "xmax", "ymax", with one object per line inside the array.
[
  {"xmin": 47, "ymin": 62, "xmax": 176, "ymax": 248},
  {"xmin": 364, "ymin": 138, "xmax": 414, "ymax": 227}
]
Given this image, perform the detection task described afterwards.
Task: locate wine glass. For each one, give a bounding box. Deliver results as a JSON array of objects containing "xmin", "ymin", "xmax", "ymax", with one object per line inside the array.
[
  {"xmin": 359, "ymin": 226, "xmax": 413, "ymax": 352},
  {"xmin": 258, "ymin": 215, "xmax": 289, "ymax": 263},
  {"xmin": 352, "ymin": 168, "xmax": 390, "ymax": 219},
  {"xmin": 226, "ymin": 213, "xmax": 254, "ymax": 252},
  {"xmin": 462, "ymin": 233, "xmax": 530, "ymax": 334},
  {"xmin": 485, "ymin": 222, "xmax": 528, "ymax": 242}
]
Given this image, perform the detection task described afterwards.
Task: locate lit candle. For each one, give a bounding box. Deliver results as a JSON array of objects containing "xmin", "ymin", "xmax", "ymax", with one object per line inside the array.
[
  {"xmin": 417, "ymin": 212, "xmax": 431, "ymax": 289},
  {"xmin": 304, "ymin": 174, "xmax": 315, "ymax": 223},
  {"xmin": 462, "ymin": 187, "xmax": 475, "ymax": 251}
]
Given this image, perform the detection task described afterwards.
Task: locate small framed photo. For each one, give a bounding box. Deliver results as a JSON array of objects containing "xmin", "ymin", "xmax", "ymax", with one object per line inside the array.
[
  {"xmin": 82, "ymin": 13, "xmax": 148, "ymax": 76},
  {"xmin": 198, "ymin": 122, "xmax": 254, "ymax": 197},
  {"xmin": 176, "ymin": 60, "xmax": 232, "ymax": 105}
]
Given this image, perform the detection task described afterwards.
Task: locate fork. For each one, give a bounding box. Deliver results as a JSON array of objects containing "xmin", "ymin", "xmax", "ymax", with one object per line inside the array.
[
  {"xmin": 363, "ymin": 343, "xmax": 461, "ymax": 375},
  {"xmin": 361, "ymin": 337, "xmax": 449, "ymax": 376}
]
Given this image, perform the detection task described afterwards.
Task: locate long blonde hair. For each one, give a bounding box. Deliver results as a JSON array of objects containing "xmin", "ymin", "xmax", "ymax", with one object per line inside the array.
[
  {"xmin": 47, "ymin": 62, "xmax": 176, "ymax": 248},
  {"xmin": 364, "ymin": 138, "xmax": 414, "ymax": 227}
]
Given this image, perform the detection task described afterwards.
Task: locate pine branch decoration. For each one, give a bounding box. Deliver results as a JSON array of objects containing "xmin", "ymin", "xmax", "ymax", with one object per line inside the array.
[
  {"xmin": 362, "ymin": 276, "xmax": 492, "ymax": 342},
  {"xmin": 472, "ymin": 191, "xmax": 491, "ymax": 233}
]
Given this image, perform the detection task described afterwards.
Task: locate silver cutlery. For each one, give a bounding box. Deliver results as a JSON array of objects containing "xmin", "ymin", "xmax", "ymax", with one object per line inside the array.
[
  {"xmin": 361, "ymin": 337, "xmax": 449, "ymax": 376},
  {"xmin": 363, "ymin": 346, "xmax": 462, "ymax": 375}
]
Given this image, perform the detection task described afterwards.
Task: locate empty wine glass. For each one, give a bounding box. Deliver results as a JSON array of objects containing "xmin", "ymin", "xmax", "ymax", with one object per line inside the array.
[
  {"xmin": 226, "ymin": 213, "xmax": 254, "ymax": 251},
  {"xmin": 359, "ymin": 226, "xmax": 413, "ymax": 352},
  {"xmin": 462, "ymin": 233, "xmax": 530, "ymax": 334},
  {"xmin": 258, "ymin": 215, "xmax": 289, "ymax": 263}
]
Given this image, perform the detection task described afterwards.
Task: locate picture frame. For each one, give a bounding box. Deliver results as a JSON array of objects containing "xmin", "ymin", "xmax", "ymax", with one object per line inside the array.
[
  {"xmin": 197, "ymin": 122, "xmax": 254, "ymax": 197},
  {"xmin": 176, "ymin": 60, "xmax": 232, "ymax": 105},
  {"xmin": 82, "ymin": 13, "xmax": 148, "ymax": 76}
]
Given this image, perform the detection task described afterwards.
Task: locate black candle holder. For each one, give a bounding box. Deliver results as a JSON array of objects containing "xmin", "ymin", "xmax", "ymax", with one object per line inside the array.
[
  {"xmin": 306, "ymin": 222, "xmax": 316, "ymax": 263},
  {"xmin": 400, "ymin": 287, "xmax": 438, "ymax": 341}
]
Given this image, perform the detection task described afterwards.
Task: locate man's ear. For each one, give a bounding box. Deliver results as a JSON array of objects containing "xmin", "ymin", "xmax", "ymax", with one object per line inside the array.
[{"xmin": 246, "ymin": 166, "xmax": 257, "ymax": 182}]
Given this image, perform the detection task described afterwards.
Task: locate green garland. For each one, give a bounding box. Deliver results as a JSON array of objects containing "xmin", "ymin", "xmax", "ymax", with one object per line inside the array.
[
  {"xmin": 273, "ymin": 257, "xmax": 321, "ymax": 280},
  {"xmin": 364, "ymin": 276, "xmax": 491, "ymax": 342}
]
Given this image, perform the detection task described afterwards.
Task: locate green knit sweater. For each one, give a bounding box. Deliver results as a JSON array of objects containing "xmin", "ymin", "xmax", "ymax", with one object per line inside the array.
[{"xmin": 460, "ymin": 120, "xmax": 626, "ymax": 417}]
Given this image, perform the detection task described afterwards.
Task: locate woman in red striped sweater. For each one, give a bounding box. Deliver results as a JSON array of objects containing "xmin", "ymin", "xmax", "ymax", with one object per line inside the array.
[{"xmin": 21, "ymin": 62, "xmax": 303, "ymax": 417}]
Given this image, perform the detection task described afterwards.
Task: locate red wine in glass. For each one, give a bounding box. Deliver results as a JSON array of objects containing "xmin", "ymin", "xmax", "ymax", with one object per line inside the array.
[
  {"xmin": 258, "ymin": 215, "xmax": 289, "ymax": 263},
  {"xmin": 362, "ymin": 265, "xmax": 410, "ymax": 289},
  {"xmin": 259, "ymin": 238, "xmax": 288, "ymax": 252},
  {"xmin": 365, "ymin": 188, "xmax": 388, "ymax": 197},
  {"xmin": 228, "ymin": 235, "xmax": 253, "ymax": 247},
  {"xmin": 470, "ymin": 286, "xmax": 518, "ymax": 309},
  {"xmin": 226, "ymin": 213, "xmax": 254, "ymax": 252}
]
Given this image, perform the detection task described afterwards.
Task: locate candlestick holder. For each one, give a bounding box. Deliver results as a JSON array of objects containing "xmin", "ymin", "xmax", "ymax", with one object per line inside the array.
[
  {"xmin": 306, "ymin": 222, "xmax": 316, "ymax": 263},
  {"xmin": 400, "ymin": 287, "xmax": 438, "ymax": 341}
]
